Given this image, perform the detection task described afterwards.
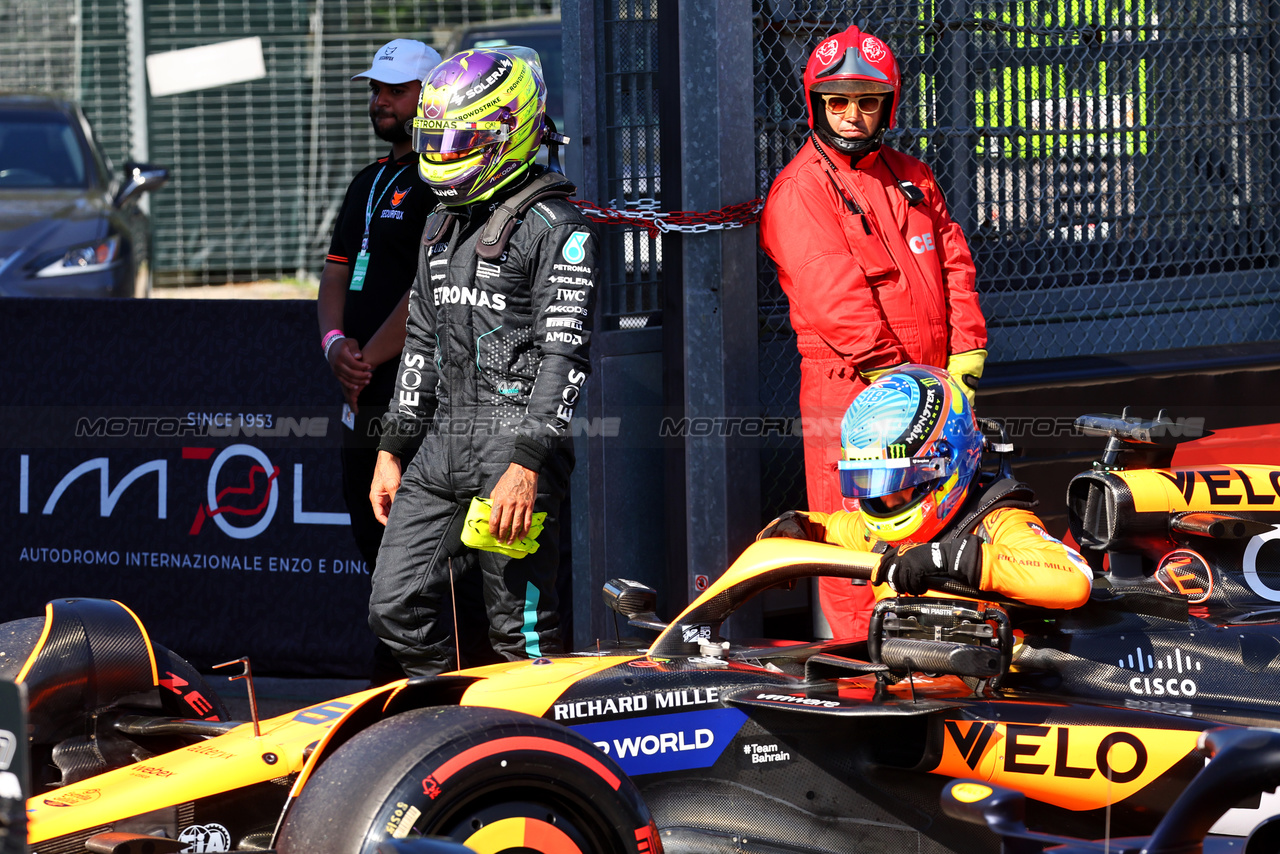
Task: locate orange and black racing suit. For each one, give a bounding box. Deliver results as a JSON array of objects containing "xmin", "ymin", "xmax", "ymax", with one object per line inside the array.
[{"xmin": 806, "ymin": 478, "xmax": 1093, "ymax": 612}]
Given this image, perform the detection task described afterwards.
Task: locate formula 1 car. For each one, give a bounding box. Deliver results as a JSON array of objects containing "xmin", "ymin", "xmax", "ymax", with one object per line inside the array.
[
  {"xmin": 942, "ymin": 726, "xmax": 1280, "ymax": 854},
  {"xmin": 9, "ymin": 410, "xmax": 1280, "ymax": 854}
]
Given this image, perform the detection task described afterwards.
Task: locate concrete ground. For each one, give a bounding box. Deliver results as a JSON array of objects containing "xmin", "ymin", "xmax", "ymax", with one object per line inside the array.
[{"xmin": 152, "ymin": 280, "xmax": 318, "ymax": 300}]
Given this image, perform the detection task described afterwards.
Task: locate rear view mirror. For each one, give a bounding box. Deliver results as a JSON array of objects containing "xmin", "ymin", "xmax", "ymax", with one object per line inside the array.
[
  {"xmin": 602, "ymin": 578, "xmax": 667, "ymax": 632},
  {"xmin": 114, "ymin": 161, "xmax": 170, "ymax": 208}
]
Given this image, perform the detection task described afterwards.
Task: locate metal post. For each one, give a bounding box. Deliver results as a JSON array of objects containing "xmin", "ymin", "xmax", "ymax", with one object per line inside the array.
[
  {"xmin": 563, "ymin": 0, "xmax": 604, "ymax": 651},
  {"xmin": 299, "ymin": 0, "xmax": 325, "ymax": 278},
  {"xmin": 939, "ymin": 0, "xmax": 974, "ymax": 231},
  {"xmin": 674, "ymin": 0, "xmax": 761, "ymax": 633},
  {"xmin": 124, "ymin": 0, "xmax": 149, "ymax": 173},
  {"xmin": 658, "ymin": 0, "xmax": 687, "ymax": 610}
]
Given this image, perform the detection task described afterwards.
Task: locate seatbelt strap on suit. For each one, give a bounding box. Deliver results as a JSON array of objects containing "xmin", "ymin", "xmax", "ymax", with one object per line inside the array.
[
  {"xmin": 476, "ymin": 171, "xmax": 576, "ymax": 260},
  {"xmin": 419, "ymin": 171, "xmax": 578, "ymax": 260}
]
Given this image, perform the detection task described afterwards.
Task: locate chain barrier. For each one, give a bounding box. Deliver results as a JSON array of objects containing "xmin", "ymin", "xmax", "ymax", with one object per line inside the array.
[{"xmin": 570, "ymin": 197, "xmax": 765, "ymax": 239}]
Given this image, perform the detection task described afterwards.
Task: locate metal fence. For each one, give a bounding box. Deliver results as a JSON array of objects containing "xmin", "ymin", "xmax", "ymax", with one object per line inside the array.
[
  {"xmin": 596, "ymin": 0, "xmax": 663, "ymax": 329},
  {"xmin": 0, "ymin": 0, "xmax": 559, "ymax": 286},
  {"xmin": 754, "ymin": 0, "xmax": 1280, "ymax": 518}
]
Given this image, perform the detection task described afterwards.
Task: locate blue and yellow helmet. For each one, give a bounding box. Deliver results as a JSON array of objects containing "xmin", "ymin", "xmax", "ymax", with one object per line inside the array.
[{"xmin": 839, "ymin": 365, "xmax": 982, "ymax": 543}]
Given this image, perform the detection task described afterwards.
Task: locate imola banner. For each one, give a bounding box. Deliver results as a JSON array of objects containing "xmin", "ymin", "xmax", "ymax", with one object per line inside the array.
[{"xmin": 0, "ymin": 298, "xmax": 373, "ymax": 677}]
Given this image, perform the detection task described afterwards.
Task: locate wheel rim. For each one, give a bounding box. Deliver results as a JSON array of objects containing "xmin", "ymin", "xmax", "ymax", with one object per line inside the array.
[{"xmin": 400, "ymin": 781, "xmax": 618, "ymax": 854}]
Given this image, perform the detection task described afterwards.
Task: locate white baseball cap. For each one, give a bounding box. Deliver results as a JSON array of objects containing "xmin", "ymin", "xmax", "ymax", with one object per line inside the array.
[{"xmin": 351, "ymin": 39, "xmax": 441, "ymax": 85}]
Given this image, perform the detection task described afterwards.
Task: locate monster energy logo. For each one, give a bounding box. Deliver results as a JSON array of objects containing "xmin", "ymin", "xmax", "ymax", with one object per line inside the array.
[{"xmin": 885, "ymin": 443, "xmax": 908, "ymax": 458}]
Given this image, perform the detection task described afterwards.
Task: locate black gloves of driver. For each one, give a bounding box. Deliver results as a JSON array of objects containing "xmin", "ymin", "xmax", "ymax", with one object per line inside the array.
[
  {"xmin": 875, "ymin": 535, "xmax": 984, "ymax": 596},
  {"xmin": 757, "ymin": 510, "xmax": 823, "ymax": 542}
]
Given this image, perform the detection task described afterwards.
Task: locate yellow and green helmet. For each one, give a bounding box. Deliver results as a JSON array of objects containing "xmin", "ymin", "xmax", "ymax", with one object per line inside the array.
[{"xmin": 411, "ymin": 47, "xmax": 547, "ymax": 206}]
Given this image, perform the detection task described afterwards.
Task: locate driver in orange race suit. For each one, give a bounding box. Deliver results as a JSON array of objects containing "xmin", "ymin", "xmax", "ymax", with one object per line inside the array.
[
  {"xmin": 759, "ymin": 26, "xmax": 988, "ymax": 638},
  {"xmin": 759, "ymin": 367, "xmax": 1092, "ymax": 614}
]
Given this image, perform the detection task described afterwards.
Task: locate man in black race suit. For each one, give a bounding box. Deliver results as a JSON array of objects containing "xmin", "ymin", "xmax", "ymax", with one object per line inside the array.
[
  {"xmin": 368, "ymin": 47, "xmax": 598, "ymax": 676},
  {"xmin": 316, "ymin": 38, "xmax": 440, "ymax": 683}
]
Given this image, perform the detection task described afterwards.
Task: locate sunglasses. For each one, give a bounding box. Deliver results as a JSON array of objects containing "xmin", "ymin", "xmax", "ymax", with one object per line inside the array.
[{"xmin": 822, "ymin": 93, "xmax": 888, "ymax": 115}]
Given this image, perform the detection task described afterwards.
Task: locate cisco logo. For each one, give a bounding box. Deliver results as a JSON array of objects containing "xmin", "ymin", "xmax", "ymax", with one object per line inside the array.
[{"xmin": 1120, "ymin": 644, "xmax": 1201, "ymax": 698}]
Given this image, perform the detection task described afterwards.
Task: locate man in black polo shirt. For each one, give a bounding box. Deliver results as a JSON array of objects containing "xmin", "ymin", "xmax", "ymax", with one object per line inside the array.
[{"xmin": 316, "ymin": 38, "xmax": 440, "ymax": 683}]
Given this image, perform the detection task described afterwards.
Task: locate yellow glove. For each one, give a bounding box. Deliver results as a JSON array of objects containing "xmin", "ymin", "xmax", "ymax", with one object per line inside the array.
[
  {"xmin": 858, "ymin": 362, "xmax": 908, "ymax": 385},
  {"xmin": 460, "ymin": 497, "xmax": 547, "ymax": 559},
  {"xmin": 946, "ymin": 349, "xmax": 987, "ymax": 407}
]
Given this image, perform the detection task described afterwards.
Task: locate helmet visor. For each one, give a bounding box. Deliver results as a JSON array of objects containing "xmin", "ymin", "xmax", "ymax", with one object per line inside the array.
[
  {"xmin": 837, "ymin": 456, "xmax": 947, "ymax": 499},
  {"xmin": 411, "ymin": 117, "xmax": 509, "ymax": 159}
]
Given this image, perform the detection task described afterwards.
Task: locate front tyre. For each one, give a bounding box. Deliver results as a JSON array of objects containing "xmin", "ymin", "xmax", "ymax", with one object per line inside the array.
[{"xmin": 277, "ymin": 706, "xmax": 658, "ymax": 854}]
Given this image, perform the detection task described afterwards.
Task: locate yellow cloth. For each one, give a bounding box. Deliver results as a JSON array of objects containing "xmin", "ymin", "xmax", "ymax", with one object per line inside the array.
[{"xmin": 461, "ymin": 497, "xmax": 546, "ymax": 559}]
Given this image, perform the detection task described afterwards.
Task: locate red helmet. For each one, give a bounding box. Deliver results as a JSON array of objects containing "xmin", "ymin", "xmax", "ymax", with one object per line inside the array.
[{"xmin": 804, "ymin": 26, "xmax": 901, "ymax": 155}]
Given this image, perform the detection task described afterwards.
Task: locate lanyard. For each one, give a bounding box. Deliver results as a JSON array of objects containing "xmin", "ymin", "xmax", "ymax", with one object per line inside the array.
[{"xmin": 361, "ymin": 161, "xmax": 410, "ymax": 250}]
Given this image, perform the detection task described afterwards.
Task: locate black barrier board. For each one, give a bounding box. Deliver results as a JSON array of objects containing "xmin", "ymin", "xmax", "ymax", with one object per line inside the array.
[{"xmin": 0, "ymin": 298, "xmax": 372, "ymax": 677}]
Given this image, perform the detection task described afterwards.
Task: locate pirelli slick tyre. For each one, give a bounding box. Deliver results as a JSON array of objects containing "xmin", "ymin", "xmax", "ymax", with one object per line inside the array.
[{"xmin": 277, "ymin": 706, "xmax": 659, "ymax": 854}]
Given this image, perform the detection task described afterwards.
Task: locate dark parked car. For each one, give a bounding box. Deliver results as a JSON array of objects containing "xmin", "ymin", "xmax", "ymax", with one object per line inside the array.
[
  {"xmin": 0, "ymin": 93, "xmax": 168, "ymax": 298},
  {"xmin": 448, "ymin": 16, "xmax": 564, "ymax": 141}
]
